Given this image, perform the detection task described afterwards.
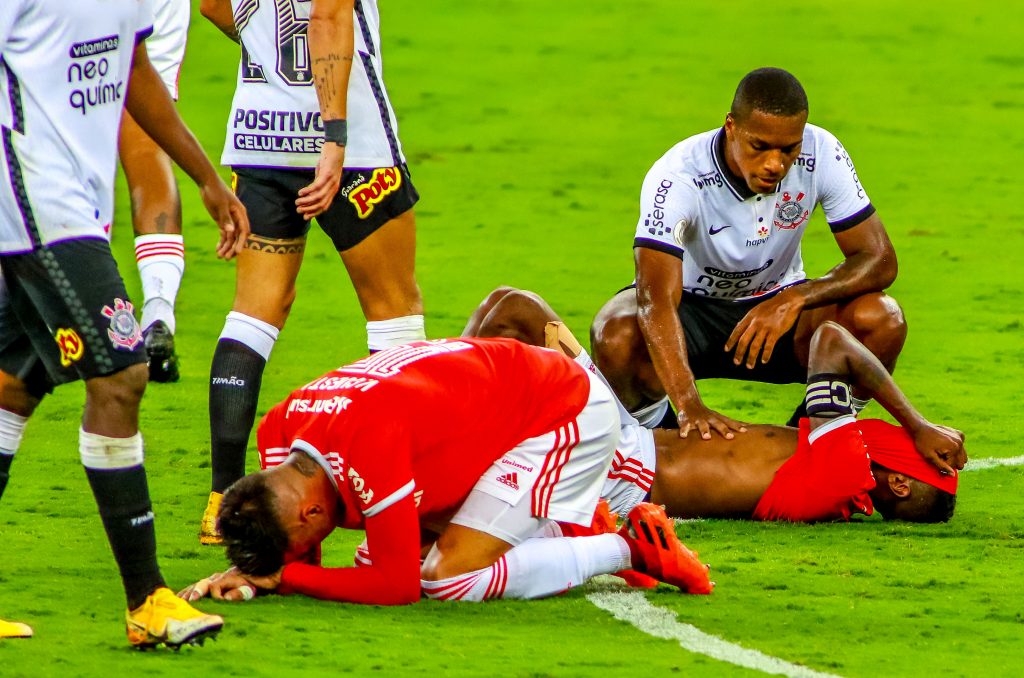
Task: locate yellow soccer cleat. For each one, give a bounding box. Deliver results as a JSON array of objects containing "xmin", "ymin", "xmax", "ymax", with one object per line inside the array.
[
  {"xmin": 126, "ymin": 587, "xmax": 223, "ymax": 649},
  {"xmin": 199, "ymin": 491, "xmax": 224, "ymax": 545},
  {"xmin": 0, "ymin": 618, "xmax": 33, "ymax": 639}
]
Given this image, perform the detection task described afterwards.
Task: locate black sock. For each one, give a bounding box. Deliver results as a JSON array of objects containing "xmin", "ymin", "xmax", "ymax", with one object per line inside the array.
[
  {"xmin": 84, "ymin": 465, "xmax": 166, "ymax": 609},
  {"xmin": 0, "ymin": 452, "xmax": 12, "ymax": 500},
  {"xmin": 210, "ymin": 339, "xmax": 267, "ymax": 493},
  {"xmin": 785, "ymin": 401, "xmax": 807, "ymax": 428}
]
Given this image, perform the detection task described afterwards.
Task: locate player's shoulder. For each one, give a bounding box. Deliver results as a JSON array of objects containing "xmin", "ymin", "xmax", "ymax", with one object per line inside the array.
[
  {"xmin": 644, "ymin": 128, "xmax": 719, "ymax": 188},
  {"xmin": 802, "ymin": 123, "xmax": 847, "ymax": 153},
  {"xmin": 651, "ymin": 128, "xmax": 718, "ymax": 172}
]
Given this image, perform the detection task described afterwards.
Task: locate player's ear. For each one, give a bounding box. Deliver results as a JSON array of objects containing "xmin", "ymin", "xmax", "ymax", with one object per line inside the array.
[
  {"xmin": 299, "ymin": 502, "xmax": 324, "ymax": 523},
  {"xmin": 887, "ymin": 472, "xmax": 912, "ymax": 499}
]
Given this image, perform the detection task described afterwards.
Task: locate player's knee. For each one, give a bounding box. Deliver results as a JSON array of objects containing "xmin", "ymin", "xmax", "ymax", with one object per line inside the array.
[
  {"xmin": 476, "ymin": 286, "xmax": 520, "ymax": 313},
  {"xmin": 85, "ymin": 363, "xmax": 148, "ymax": 411},
  {"xmin": 0, "ymin": 372, "xmax": 41, "ymax": 417},
  {"xmin": 845, "ymin": 293, "xmax": 907, "ymax": 345},
  {"xmin": 590, "ymin": 310, "xmax": 642, "ymax": 379},
  {"xmin": 359, "ymin": 281, "xmax": 424, "ymax": 320},
  {"xmin": 809, "ymin": 320, "xmax": 852, "ymax": 360},
  {"xmin": 483, "ymin": 290, "xmax": 555, "ymax": 335}
]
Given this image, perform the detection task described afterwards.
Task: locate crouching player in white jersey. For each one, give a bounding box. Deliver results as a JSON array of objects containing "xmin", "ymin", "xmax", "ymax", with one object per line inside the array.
[
  {"xmin": 465, "ymin": 288, "xmax": 964, "ymax": 532},
  {"xmin": 198, "ymin": 0, "xmax": 425, "ymax": 544},
  {"xmin": 0, "ymin": 0, "xmax": 248, "ymax": 647},
  {"xmin": 118, "ymin": 0, "xmax": 191, "ymax": 383},
  {"xmin": 591, "ymin": 68, "xmax": 907, "ymax": 439},
  {"xmin": 179, "ymin": 339, "xmax": 712, "ymax": 606}
]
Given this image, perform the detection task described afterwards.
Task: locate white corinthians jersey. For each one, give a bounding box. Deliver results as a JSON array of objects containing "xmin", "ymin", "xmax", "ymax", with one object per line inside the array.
[
  {"xmin": 224, "ymin": 0, "xmax": 405, "ymax": 169},
  {"xmin": 0, "ymin": 0, "xmax": 153, "ymax": 254},
  {"xmin": 633, "ymin": 124, "xmax": 875, "ymax": 302}
]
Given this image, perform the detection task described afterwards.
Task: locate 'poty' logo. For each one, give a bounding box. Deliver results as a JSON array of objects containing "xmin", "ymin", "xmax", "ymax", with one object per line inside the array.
[{"xmin": 348, "ymin": 167, "xmax": 402, "ymax": 218}]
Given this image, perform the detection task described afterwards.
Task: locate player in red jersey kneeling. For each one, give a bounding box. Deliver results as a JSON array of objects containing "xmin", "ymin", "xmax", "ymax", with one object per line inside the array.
[{"xmin": 182, "ymin": 338, "xmax": 711, "ymax": 605}]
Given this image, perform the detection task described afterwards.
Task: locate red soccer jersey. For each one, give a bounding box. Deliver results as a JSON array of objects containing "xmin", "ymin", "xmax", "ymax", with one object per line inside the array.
[
  {"xmin": 753, "ymin": 419, "xmax": 877, "ymax": 522},
  {"xmin": 255, "ymin": 338, "xmax": 592, "ymax": 604}
]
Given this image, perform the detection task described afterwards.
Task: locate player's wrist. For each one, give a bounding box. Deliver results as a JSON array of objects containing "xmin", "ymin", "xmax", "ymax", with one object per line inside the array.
[
  {"xmin": 779, "ymin": 284, "xmax": 808, "ymax": 307},
  {"xmin": 323, "ymin": 118, "xmax": 347, "ymax": 146}
]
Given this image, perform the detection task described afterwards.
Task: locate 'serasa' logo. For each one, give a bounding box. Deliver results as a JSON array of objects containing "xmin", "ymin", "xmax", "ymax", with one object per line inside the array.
[
  {"xmin": 55, "ymin": 328, "xmax": 84, "ymax": 367},
  {"xmin": 348, "ymin": 167, "xmax": 402, "ymax": 218}
]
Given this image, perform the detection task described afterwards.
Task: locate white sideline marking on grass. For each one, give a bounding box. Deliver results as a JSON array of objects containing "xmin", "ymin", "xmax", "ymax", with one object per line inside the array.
[
  {"xmin": 963, "ymin": 455, "xmax": 1024, "ymax": 472},
  {"xmin": 585, "ymin": 455, "xmax": 1021, "ymax": 675},
  {"xmin": 587, "ymin": 591, "xmax": 842, "ymax": 678}
]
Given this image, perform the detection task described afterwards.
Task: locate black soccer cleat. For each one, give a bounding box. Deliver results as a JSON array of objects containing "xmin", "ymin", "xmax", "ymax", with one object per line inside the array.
[{"xmin": 143, "ymin": 320, "xmax": 180, "ymax": 383}]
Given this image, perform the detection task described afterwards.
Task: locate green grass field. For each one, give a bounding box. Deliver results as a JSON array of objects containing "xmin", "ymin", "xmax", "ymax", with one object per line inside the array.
[{"xmin": 3, "ymin": 1, "xmax": 1024, "ymax": 675}]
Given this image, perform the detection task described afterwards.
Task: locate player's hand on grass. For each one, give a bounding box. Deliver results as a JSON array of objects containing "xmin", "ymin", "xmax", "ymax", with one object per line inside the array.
[
  {"xmin": 178, "ymin": 567, "xmax": 278, "ymax": 602},
  {"xmin": 676, "ymin": 397, "xmax": 746, "ymax": 441},
  {"xmin": 199, "ymin": 179, "xmax": 250, "ymax": 260},
  {"xmin": 296, "ymin": 142, "xmax": 345, "ymax": 221},
  {"xmin": 725, "ymin": 287, "xmax": 806, "ymax": 369},
  {"xmin": 912, "ymin": 423, "xmax": 967, "ymax": 474}
]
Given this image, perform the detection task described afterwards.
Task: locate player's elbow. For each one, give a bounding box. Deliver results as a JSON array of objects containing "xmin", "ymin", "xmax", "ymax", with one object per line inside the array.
[
  {"xmin": 199, "ymin": 0, "xmax": 219, "ymax": 21},
  {"xmin": 308, "ymin": 5, "xmax": 349, "ymax": 33},
  {"xmin": 870, "ymin": 245, "xmax": 898, "ymax": 290},
  {"xmin": 381, "ymin": 580, "xmax": 422, "ymax": 605}
]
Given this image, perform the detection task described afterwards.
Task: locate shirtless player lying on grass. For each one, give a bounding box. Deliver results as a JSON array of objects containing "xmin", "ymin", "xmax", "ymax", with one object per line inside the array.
[{"xmin": 465, "ymin": 287, "xmax": 966, "ymax": 526}]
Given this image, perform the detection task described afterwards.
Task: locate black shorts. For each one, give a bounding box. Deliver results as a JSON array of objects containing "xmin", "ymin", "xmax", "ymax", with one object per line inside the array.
[
  {"xmin": 678, "ymin": 292, "xmax": 804, "ymax": 383},
  {"xmin": 232, "ymin": 164, "xmax": 419, "ymax": 252},
  {"xmin": 0, "ymin": 239, "xmax": 147, "ymax": 397},
  {"xmin": 617, "ymin": 285, "xmax": 805, "ymax": 384}
]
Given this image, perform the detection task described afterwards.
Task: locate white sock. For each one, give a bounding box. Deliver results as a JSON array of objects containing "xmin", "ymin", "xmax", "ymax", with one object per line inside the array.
[
  {"xmin": 366, "ymin": 315, "xmax": 425, "ymax": 352},
  {"xmin": 0, "ymin": 408, "xmax": 28, "ymax": 454},
  {"xmin": 421, "ymin": 534, "xmax": 631, "ymax": 601},
  {"xmin": 219, "ymin": 311, "xmax": 280, "ymax": 361},
  {"xmin": 135, "ymin": 234, "xmax": 185, "ymax": 333}
]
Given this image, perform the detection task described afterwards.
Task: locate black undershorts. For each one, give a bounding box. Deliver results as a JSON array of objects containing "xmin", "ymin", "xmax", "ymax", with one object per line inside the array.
[
  {"xmin": 232, "ymin": 164, "xmax": 418, "ymax": 251},
  {"xmin": 618, "ymin": 285, "xmax": 805, "ymax": 384}
]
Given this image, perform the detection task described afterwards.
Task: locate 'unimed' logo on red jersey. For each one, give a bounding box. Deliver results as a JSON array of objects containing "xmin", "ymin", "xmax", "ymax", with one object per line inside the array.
[{"xmin": 348, "ymin": 167, "xmax": 402, "ymax": 218}]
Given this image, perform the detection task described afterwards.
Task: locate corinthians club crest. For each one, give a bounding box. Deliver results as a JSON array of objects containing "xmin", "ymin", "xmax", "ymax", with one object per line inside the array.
[
  {"xmin": 101, "ymin": 298, "xmax": 142, "ymax": 351},
  {"xmin": 773, "ymin": 191, "xmax": 809, "ymax": 230}
]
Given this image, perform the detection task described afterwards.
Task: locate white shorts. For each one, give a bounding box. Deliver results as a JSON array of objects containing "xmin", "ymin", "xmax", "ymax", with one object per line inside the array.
[
  {"xmin": 572, "ymin": 348, "xmax": 658, "ymax": 517},
  {"xmin": 453, "ymin": 371, "xmax": 619, "ymax": 533},
  {"xmin": 601, "ymin": 423, "xmax": 657, "ymax": 517},
  {"xmin": 147, "ymin": 0, "xmax": 190, "ymax": 99}
]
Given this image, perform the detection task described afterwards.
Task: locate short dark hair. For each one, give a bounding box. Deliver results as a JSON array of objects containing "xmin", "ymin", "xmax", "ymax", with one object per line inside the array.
[
  {"xmin": 730, "ymin": 68, "xmax": 808, "ymax": 122},
  {"xmin": 218, "ymin": 472, "xmax": 290, "ymax": 575},
  {"xmin": 871, "ymin": 464, "xmax": 957, "ymax": 523}
]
